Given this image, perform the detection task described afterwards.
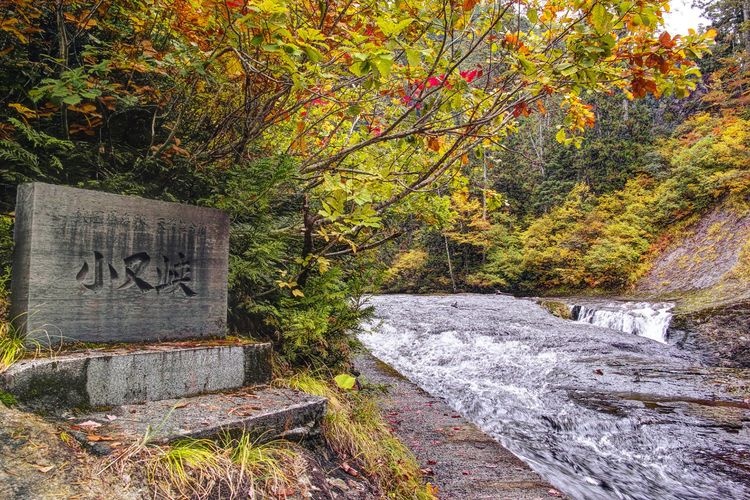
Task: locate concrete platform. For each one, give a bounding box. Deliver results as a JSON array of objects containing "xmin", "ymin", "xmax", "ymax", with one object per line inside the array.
[
  {"xmin": 66, "ymin": 387, "xmax": 326, "ymax": 454},
  {"xmin": 0, "ymin": 343, "xmax": 271, "ymax": 410}
]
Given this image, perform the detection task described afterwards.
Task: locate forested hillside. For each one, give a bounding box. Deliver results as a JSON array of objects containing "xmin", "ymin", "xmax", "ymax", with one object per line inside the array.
[
  {"xmin": 380, "ymin": 1, "xmax": 749, "ymax": 296},
  {"xmin": 0, "ymin": 0, "xmax": 716, "ymax": 367}
]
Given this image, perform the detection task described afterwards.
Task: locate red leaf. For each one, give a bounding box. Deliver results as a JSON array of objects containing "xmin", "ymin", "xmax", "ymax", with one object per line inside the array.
[{"xmin": 659, "ymin": 31, "xmax": 676, "ymax": 48}]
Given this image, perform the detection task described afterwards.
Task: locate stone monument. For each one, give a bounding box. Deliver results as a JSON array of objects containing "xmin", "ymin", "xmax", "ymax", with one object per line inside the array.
[
  {"xmin": 10, "ymin": 183, "xmax": 230, "ymax": 344},
  {"xmin": 2, "ymin": 183, "xmax": 325, "ymax": 451}
]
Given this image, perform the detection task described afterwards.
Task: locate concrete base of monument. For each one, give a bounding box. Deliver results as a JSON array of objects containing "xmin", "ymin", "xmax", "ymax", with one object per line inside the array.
[
  {"xmin": 65, "ymin": 387, "xmax": 327, "ymax": 455},
  {"xmin": 0, "ymin": 343, "xmax": 272, "ymax": 410}
]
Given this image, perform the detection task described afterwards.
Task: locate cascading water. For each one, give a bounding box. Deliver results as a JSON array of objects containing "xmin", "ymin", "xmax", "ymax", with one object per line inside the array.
[
  {"xmin": 571, "ymin": 302, "xmax": 674, "ymax": 343},
  {"xmin": 359, "ymin": 294, "xmax": 750, "ymax": 500}
]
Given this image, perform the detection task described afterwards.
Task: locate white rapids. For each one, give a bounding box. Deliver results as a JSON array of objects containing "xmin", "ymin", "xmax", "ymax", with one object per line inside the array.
[
  {"xmin": 571, "ymin": 302, "xmax": 674, "ymax": 343},
  {"xmin": 359, "ymin": 294, "xmax": 750, "ymax": 500}
]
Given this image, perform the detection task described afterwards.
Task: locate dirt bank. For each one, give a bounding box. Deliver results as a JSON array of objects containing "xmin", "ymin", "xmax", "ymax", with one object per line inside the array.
[
  {"xmin": 354, "ymin": 353, "xmax": 558, "ymax": 500},
  {"xmin": 634, "ymin": 199, "xmax": 750, "ymax": 366}
]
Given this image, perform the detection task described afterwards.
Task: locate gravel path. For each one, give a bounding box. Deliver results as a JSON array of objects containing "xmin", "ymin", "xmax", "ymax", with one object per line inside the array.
[{"xmin": 355, "ymin": 353, "xmax": 559, "ymax": 500}]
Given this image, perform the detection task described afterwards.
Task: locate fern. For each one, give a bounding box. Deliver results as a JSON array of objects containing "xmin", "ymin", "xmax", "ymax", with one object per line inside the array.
[{"xmin": 0, "ymin": 119, "xmax": 72, "ymax": 183}]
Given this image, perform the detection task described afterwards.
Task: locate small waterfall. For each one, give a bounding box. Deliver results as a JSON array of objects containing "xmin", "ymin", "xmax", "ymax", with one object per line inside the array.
[{"xmin": 571, "ymin": 302, "xmax": 674, "ymax": 343}]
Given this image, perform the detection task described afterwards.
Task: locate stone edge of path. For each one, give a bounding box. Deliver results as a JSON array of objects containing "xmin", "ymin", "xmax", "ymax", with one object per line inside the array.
[{"xmin": 354, "ymin": 352, "xmax": 562, "ymax": 500}]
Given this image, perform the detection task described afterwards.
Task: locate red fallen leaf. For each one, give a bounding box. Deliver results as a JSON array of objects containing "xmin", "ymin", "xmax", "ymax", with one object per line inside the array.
[
  {"xmin": 453, "ymin": 427, "xmax": 461, "ymax": 430},
  {"xmin": 341, "ymin": 462, "xmax": 360, "ymax": 477},
  {"xmin": 451, "ymin": 415, "xmax": 460, "ymax": 419},
  {"xmin": 427, "ymin": 460, "xmax": 437, "ymax": 465},
  {"xmin": 593, "ymin": 369, "xmax": 604, "ymax": 375},
  {"xmin": 462, "ymin": 470, "xmax": 470, "ymax": 475}
]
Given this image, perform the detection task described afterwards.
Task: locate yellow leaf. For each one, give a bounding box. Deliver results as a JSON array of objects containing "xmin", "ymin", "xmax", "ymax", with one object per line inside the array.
[
  {"xmin": 291, "ymin": 288, "xmax": 305, "ymax": 297},
  {"xmin": 8, "ymin": 102, "xmax": 36, "ymax": 119}
]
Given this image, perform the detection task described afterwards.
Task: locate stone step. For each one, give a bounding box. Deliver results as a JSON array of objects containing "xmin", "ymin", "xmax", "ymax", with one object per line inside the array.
[
  {"xmin": 65, "ymin": 387, "xmax": 327, "ymax": 455},
  {"xmin": 0, "ymin": 343, "xmax": 272, "ymax": 410}
]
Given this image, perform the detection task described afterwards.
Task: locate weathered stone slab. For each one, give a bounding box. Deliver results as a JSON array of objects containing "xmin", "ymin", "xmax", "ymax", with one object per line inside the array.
[
  {"xmin": 0, "ymin": 343, "xmax": 271, "ymax": 409},
  {"xmin": 68, "ymin": 388, "xmax": 327, "ymax": 454},
  {"xmin": 10, "ymin": 183, "xmax": 229, "ymax": 344}
]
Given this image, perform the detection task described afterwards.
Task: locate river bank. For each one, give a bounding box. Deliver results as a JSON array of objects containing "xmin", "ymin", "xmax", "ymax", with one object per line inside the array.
[{"xmin": 354, "ymin": 352, "xmax": 556, "ymax": 499}]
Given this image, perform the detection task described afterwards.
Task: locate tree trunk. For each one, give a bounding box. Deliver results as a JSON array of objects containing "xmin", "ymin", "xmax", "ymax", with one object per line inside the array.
[
  {"xmin": 298, "ymin": 194, "xmax": 314, "ymax": 287},
  {"xmin": 444, "ymin": 235, "xmax": 457, "ymax": 293}
]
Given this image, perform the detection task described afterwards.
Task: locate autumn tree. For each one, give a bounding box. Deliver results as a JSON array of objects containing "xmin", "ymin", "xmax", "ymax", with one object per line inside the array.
[{"xmin": 0, "ymin": 0, "xmax": 715, "ymax": 360}]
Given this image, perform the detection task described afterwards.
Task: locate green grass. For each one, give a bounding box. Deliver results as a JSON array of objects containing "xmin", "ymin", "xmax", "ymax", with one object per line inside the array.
[
  {"xmin": 0, "ymin": 316, "xmax": 31, "ymax": 373},
  {"xmin": 280, "ymin": 373, "xmax": 438, "ymax": 499},
  {"xmin": 0, "ymin": 390, "xmax": 17, "ymax": 407}
]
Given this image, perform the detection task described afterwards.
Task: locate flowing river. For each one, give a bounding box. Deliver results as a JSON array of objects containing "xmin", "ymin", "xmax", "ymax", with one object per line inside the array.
[{"xmin": 359, "ymin": 294, "xmax": 750, "ymax": 500}]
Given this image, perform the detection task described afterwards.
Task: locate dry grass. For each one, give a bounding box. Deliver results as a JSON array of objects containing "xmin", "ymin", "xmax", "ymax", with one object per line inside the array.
[
  {"xmin": 107, "ymin": 430, "xmax": 303, "ymax": 499},
  {"xmin": 279, "ymin": 373, "xmax": 437, "ymax": 499}
]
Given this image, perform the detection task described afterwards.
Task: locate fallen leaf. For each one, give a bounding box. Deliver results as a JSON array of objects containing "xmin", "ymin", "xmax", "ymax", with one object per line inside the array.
[
  {"xmin": 173, "ymin": 401, "xmax": 189, "ymax": 409},
  {"xmin": 593, "ymin": 369, "xmax": 604, "ymax": 376},
  {"xmin": 427, "ymin": 460, "xmax": 437, "ymax": 465},
  {"xmin": 88, "ymin": 434, "xmax": 114, "ymax": 441},
  {"xmin": 33, "ymin": 464, "xmax": 54, "ymax": 473},
  {"xmin": 548, "ymin": 488, "xmax": 563, "ymax": 497},
  {"xmin": 106, "ymin": 414, "xmax": 118, "ymax": 421},
  {"xmin": 77, "ymin": 420, "xmax": 102, "ymax": 429},
  {"xmin": 341, "ymin": 462, "xmax": 360, "ymax": 477}
]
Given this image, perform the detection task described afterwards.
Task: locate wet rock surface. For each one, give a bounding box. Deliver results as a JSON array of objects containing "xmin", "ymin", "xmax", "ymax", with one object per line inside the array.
[
  {"xmin": 355, "ymin": 353, "xmax": 555, "ymax": 500},
  {"xmin": 671, "ymin": 300, "xmax": 750, "ymax": 368},
  {"xmin": 360, "ymin": 294, "xmax": 750, "ymax": 500}
]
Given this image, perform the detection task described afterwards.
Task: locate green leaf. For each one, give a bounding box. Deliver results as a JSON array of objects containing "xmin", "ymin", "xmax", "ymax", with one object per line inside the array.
[
  {"xmin": 405, "ymin": 48, "xmax": 421, "ymax": 68},
  {"xmin": 376, "ymin": 17, "xmax": 413, "ymax": 37},
  {"xmin": 349, "ymin": 61, "xmax": 369, "ymax": 77},
  {"xmin": 62, "ymin": 95, "xmax": 82, "ymax": 105},
  {"xmin": 591, "ymin": 4, "xmax": 610, "ymax": 34},
  {"xmin": 334, "ymin": 374, "xmax": 357, "ymax": 390},
  {"xmin": 559, "ymin": 64, "xmax": 578, "ymax": 77},
  {"xmin": 304, "ymin": 45, "xmax": 322, "ymax": 63},
  {"xmin": 372, "ymin": 55, "xmax": 394, "ymax": 77}
]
